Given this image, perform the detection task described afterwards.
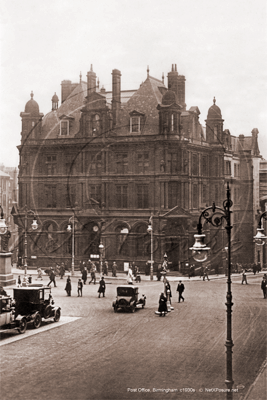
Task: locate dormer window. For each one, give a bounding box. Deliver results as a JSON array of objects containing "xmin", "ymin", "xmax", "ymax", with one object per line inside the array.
[
  {"xmin": 60, "ymin": 120, "xmax": 69, "ymax": 136},
  {"xmin": 92, "ymin": 114, "xmax": 101, "ymax": 136},
  {"xmin": 129, "ymin": 111, "xmax": 145, "ymax": 134},
  {"xmin": 131, "ymin": 116, "xmax": 140, "ymax": 133}
]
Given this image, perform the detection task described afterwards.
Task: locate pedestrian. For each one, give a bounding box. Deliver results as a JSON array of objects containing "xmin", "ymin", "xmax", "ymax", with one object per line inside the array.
[
  {"xmin": 89, "ymin": 263, "xmax": 96, "ymax": 284},
  {"xmin": 48, "ymin": 269, "xmax": 57, "ymax": 287},
  {"xmin": 252, "ymin": 263, "xmax": 257, "ymax": 275},
  {"xmin": 98, "ymin": 276, "xmax": 106, "ymax": 297},
  {"xmin": 177, "ymin": 280, "xmax": 185, "ymax": 302},
  {"xmin": 37, "ymin": 268, "xmax": 43, "ymax": 280},
  {"xmin": 203, "ymin": 266, "xmax": 210, "ymax": 281},
  {"xmin": 112, "ymin": 262, "xmax": 117, "ymax": 277},
  {"xmin": 60, "ymin": 263, "xmax": 65, "ymax": 279},
  {"xmin": 261, "ymin": 277, "xmax": 266, "ymax": 299},
  {"xmin": 145, "ymin": 261, "xmax": 150, "ymax": 276},
  {"xmin": 79, "ymin": 261, "xmax": 84, "ymax": 274},
  {"xmin": 103, "ymin": 261, "xmax": 108, "ymax": 276},
  {"xmin": 28, "ymin": 275, "xmax": 32, "ymax": 284},
  {"xmin": 127, "ymin": 266, "xmax": 134, "ymax": 284},
  {"xmin": 164, "ymin": 279, "xmax": 172, "ymax": 304},
  {"xmin": 82, "ymin": 267, "xmax": 88, "ymax": 285},
  {"xmin": 65, "ymin": 276, "xmax": 72, "ymax": 296},
  {"xmin": 77, "ymin": 278, "xmax": 83, "ymax": 297},
  {"xmin": 158, "ymin": 292, "xmax": 167, "ymax": 316},
  {"xmin": 241, "ymin": 269, "xmax": 248, "ymax": 284},
  {"xmin": 157, "ymin": 264, "xmax": 162, "ymax": 281},
  {"xmin": 17, "ymin": 275, "xmax": 21, "ymax": 287}
]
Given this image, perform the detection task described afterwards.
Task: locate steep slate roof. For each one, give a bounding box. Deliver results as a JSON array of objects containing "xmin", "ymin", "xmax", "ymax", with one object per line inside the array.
[
  {"xmin": 119, "ymin": 75, "xmax": 166, "ymax": 135},
  {"xmin": 0, "ymin": 170, "xmax": 11, "ymax": 178},
  {"xmin": 41, "ymin": 82, "xmax": 87, "ymax": 139}
]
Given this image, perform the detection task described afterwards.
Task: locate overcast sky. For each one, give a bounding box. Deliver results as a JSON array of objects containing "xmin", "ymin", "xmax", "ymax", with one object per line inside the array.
[{"xmin": 1, "ymin": 0, "xmax": 266, "ymax": 167}]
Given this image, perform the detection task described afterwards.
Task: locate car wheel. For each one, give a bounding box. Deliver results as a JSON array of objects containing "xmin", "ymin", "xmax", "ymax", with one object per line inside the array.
[
  {"xmin": 54, "ymin": 309, "xmax": 61, "ymax": 322},
  {"xmin": 18, "ymin": 318, "xmax": 27, "ymax": 334},
  {"xmin": 33, "ymin": 313, "xmax": 42, "ymax": 329}
]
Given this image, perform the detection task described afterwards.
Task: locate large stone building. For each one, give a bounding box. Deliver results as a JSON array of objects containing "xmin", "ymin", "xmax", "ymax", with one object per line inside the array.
[{"xmin": 13, "ymin": 64, "xmax": 262, "ymax": 272}]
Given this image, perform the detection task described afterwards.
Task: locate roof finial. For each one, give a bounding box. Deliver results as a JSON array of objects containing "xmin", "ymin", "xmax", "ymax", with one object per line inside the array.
[
  {"xmin": 147, "ymin": 65, "xmax": 149, "ymax": 78},
  {"xmin": 213, "ymin": 96, "xmax": 216, "ymax": 105},
  {"xmin": 90, "ymin": 64, "xmax": 93, "ymax": 72},
  {"xmin": 80, "ymin": 71, "xmax": 82, "ymax": 83},
  {"xmin": 30, "ymin": 91, "xmax": 34, "ymax": 99}
]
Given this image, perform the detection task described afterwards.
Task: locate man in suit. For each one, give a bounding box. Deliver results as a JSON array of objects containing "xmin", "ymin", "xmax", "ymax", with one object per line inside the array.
[
  {"xmin": 261, "ymin": 277, "xmax": 266, "ymax": 299},
  {"xmin": 177, "ymin": 280, "xmax": 185, "ymax": 302}
]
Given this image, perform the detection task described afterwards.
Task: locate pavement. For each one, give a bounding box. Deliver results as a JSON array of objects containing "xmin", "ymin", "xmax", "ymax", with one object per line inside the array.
[{"xmin": 6, "ymin": 266, "xmax": 267, "ymax": 400}]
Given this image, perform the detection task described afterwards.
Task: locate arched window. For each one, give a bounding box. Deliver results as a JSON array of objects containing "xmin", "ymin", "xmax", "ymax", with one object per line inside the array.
[
  {"xmin": 92, "ymin": 114, "xmax": 101, "ymax": 136},
  {"xmin": 115, "ymin": 225, "xmax": 129, "ymax": 256}
]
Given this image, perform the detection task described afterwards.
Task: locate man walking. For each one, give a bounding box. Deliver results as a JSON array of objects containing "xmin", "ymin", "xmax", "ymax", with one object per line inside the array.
[
  {"xmin": 177, "ymin": 280, "xmax": 185, "ymax": 302},
  {"xmin": 89, "ymin": 263, "xmax": 96, "ymax": 284},
  {"xmin": 261, "ymin": 277, "xmax": 266, "ymax": 299},
  {"xmin": 77, "ymin": 278, "xmax": 83, "ymax": 297},
  {"xmin": 241, "ymin": 269, "xmax": 248, "ymax": 284},
  {"xmin": 82, "ymin": 267, "xmax": 88, "ymax": 285},
  {"xmin": 98, "ymin": 276, "xmax": 106, "ymax": 297},
  {"xmin": 203, "ymin": 266, "xmax": 210, "ymax": 281},
  {"xmin": 48, "ymin": 269, "xmax": 57, "ymax": 287}
]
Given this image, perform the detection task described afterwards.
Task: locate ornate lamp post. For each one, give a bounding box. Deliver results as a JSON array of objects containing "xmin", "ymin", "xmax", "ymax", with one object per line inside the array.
[
  {"xmin": 23, "ymin": 206, "xmax": 38, "ymax": 275},
  {"xmin": 67, "ymin": 214, "xmax": 75, "ymax": 276},
  {"xmin": 190, "ymin": 183, "xmax": 234, "ymax": 399},
  {"xmin": 147, "ymin": 215, "xmax": 154, "ymax": 281},
  {"xmin": 254, "ymin": 211, "xmax": 267, "ymax": 267},
  {"xmin": 99, "ymin": 240, "xmax": 104, "ymax": 276}
]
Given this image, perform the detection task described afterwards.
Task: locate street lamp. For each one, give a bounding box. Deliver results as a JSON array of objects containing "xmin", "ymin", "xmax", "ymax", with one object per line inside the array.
[
  {"xmin": 22, "ymin": 206, "xmax": 38, "ymax": 275},
  {"xmin": 254, "ymin": 211, "xmax": 267, "ymax": 245},
  {"xmin": 99, "ymin": 240, "xmax": 104, "ymax": 276},
  {"xmin": 67, "ymin": 214, "xmax": 75, "ymax": 276},
  {"xmin": 190, "ymin": 183, "xmax": 234, "ymax": 399},
  {"xmin": 147, "ymin": 215, "xmax": 154, "ymax": 281},
  {"xmin": 0, "ymin": 206, "xmax": 8, "ymax": 235}
]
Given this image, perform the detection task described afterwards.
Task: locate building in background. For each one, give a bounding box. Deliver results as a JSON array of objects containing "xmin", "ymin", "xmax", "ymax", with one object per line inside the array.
[
  {"xmin": 13, "ymin": 65, "xmax": 263, "ymax": 273},
  {"xmin": 0, "ymin": 166, "xmax": 18, "ymax": 261}
]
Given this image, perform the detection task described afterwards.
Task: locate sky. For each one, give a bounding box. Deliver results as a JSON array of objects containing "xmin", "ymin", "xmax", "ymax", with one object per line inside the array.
[{"xmin": 0, "ymin": 0, "xmax": 266, "ymax": 167}]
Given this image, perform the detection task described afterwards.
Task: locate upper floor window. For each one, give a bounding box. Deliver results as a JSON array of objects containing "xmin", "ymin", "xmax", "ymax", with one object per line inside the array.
[
  {"xmin": 60, "ymin": 121, "xmax": 69, "ymax": 136},
  {"xmin": 46, "ymin": 155, "xmax": 57, "ymax": 175},
  {"xmin": 130, "ymin": 116, "xmax": 140, "ymax": 133},
  {"xmin": 137, "ymin": 185, "xmax": 149, "ymax": 209},
  {"xmin": 116, "ymin": 153, "xmax": 128, "ymax": 174},
  {"xmin": 225, "ymin": 160, "xmax": 231, "ymax": 175},
  {"xmin": 137, "ymin": 153, "xmax": 149, "ymax": 174},
  {"xmin": 90, "ymin": 185, "xmax": 101, "ymax": 205},
  {"xmin": 202, "ymin": 155, "xmax": 208, "ymax": 176},
  {"xmin": 234, "ymin": 163, "xmax": 240, "ymax": 177},
  {"xmin": 92, "ymin": 114, "xmax": 101, "ymax": 136},
  {"xmin": 116, "ymin": 185, "xmax": 128, "ymax": 208},
  {"xmin": 45, "ymin": 185, "xmax": 57, "ymax": 208},
  {"xmin": 91, "ymin": 153, "xmax": 102, "ymax": 175},
  {"xmin": 167, "ymin": 153, "xmax": 178, "ymax": 174},
  {"xmin": 192, "ymin": 154, "xmax": 199, "ymax": 176}
]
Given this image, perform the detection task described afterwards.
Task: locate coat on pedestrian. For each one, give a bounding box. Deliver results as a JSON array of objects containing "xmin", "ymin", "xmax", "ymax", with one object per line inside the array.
[
  {"xmin": 98, "ymin": 277, "xmax": 106, "ymax": 297},
  {"xmin": 82, "ymin": 268, "xmax": 88, "ymax": 284},
  {"xmin": 65, "ymin": 277, "xmax": 72, "ymax": 296},
  {"xmin": 164, "ymin": 280, "xmax": 172, "ymax": 298},
  {"xmin": 158, "ymin": 293, "xmax": 167, "ymax": 313},
  {"xmin": 261, "ymin": 278, "xmax": 266, "ymax": 298}
]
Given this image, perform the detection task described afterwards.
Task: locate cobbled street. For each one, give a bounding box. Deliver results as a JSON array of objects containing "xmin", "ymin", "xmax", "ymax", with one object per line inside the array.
[{"xmin": 0, "ymin": 273, "xmax": 266, "ymax": 400}]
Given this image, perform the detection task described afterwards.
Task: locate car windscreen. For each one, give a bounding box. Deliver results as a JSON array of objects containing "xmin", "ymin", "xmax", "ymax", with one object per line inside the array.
[{"xmin": 117, "ymin": 287, "xmax": 136, "ymax": 296}]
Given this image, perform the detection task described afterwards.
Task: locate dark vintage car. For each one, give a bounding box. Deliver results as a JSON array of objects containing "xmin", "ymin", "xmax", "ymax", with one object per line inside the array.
[
  {"xmin": 0, "ymin": 286, "xmax": 61, "ymax": 334},
  {"xmin": 112, "ymin": 285, "xmax": 146, "ymax": 313}
]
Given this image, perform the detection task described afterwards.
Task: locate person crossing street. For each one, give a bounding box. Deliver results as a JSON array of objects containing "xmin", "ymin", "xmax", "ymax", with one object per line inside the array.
[{"xmin": 177, "ymin": 280, "xmax": 185, "ymax": 302}]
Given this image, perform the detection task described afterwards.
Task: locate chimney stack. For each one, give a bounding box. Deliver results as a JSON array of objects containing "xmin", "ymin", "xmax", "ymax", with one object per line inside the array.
[
  {"xmin": 111, "ymin": 69, "xmax": 121, "ymax": 127},
  {"xmin": 87, "ymin": 65, "xmax": 96, "ymax": 98},
  {"xmin": 167, "ymin": 64, "xmax": 186, "ymax": 110}
]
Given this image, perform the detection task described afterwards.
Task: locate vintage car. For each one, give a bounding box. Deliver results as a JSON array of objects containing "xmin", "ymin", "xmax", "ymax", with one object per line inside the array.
[
  {"xmin": 112, "ymin": 285, "xmax": 146, "ymax": 313},
  {"xmin": 13, "ymin": 286, "xmax": 61, "ymax": 330},
  {"xmin": 0, "ymin": 286, "xmax": 61, "ymax": 334}
]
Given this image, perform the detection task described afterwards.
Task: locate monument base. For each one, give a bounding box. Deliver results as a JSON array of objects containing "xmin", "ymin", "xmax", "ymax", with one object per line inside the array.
[{"xmin": 0, "ymin": 252, "xmax": 16, "ymax": 286}]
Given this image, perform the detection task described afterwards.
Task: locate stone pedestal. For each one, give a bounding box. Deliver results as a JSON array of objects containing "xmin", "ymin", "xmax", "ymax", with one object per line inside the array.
[{"xmin": 0, "ymin": 252, "xmax": 16, "ymax": 286}]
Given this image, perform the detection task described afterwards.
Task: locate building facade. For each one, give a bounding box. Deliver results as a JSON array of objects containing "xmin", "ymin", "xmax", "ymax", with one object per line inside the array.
[{"xmin": 13, "ymin": 64, "xmax": 262, "ymax": 272}]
